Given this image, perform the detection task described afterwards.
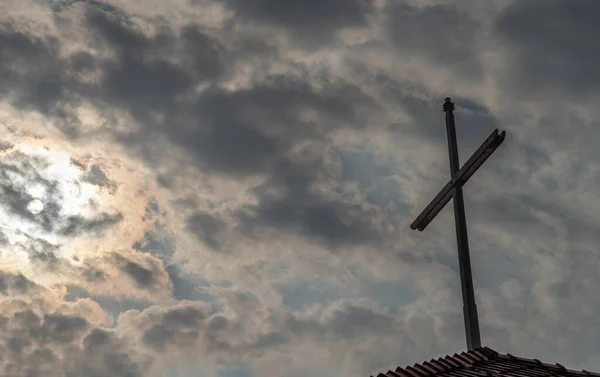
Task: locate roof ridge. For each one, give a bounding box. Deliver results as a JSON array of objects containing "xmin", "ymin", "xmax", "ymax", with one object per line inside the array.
[
  {"xmin": 372, "ymin": 347, "xmax": 600, "ymax": 377},
  {"xmin": 373, "ymin": 347, "xmax": 498, "ymax": 377},
  {"xmin": 498, "ymin": 353, "xmax": 600, "ymax": 377},
  {"xmin": 371, "ymin": 346, "xmax": 600, "ymax": 377}
]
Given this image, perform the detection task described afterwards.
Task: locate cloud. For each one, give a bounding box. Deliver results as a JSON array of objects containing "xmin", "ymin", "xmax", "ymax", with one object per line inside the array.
[
  {"xmin": 0, "ymin": 147, "xmax": 124, "ymax": 275},
  {"xmin": 60, "ymin": 212, "xmax": 123, "ymax": 236},
  {"xmin": 187, "ymin": 212, "xmax": 227, "ymax": 251},
  {"xmin": 215, "ymin": 0, "xmax": 374, "ymax": 47},
  {"xmin": 2, "ymin": 0, "xmax": 600, "ymax": 376},
  {"xmin": 237, "ymin": 178, "xmax": 383, "ymax": 247},
  {"xmin": 0, "ymin": 270, "xmax": 43, "ymax": 296},
  {"xmin": 71, "ymin": 328, "xmax": 145, "ymax": 377},
  {"xmin": 494, "ymin": 0, "xmax": 600, "ymax": 99},
  {"xmin": 73, "ymin": 249, "xmax": 175, "ymax": 305},
  {"xmin": 64, "ymin": 3, "xmax": 386, "ymax": 250},
  {"xmin": 141, "ymin": 305, "xmax": 209, "ymax": 352},
  {"xmin": 0, "ymin": 271, "xmax": 140, "ymax": 376},
  {"xmin": 0, "ymin": 269, "xmax": 431, "ymax": 377},
  {"xmin": 386, "ymin": 2, "xmax": 482, "ymax": 78},
  {"xmin": 132, "ymin": 229, "xmax": 175, "ymax": 260},
  {"xmin": 84, "ymin": 164, "xmax": 118, "ymax": 192}
]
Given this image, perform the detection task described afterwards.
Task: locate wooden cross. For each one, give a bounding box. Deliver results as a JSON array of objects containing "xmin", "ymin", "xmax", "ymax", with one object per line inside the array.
[{"xmin": 410, "ymin": 98, "xmax": 506, "ymax": 350}]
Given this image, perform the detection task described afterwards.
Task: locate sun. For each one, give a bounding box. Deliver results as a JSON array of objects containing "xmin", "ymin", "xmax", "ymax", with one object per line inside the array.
[
  {"xmin": 0, "ymin": 129, "xmax": 160, "ymax": 289},
  {"xmin": 27, "ymin": 198, "xmax": 44, "ymax": 214},
  {"xmin": 0, "ymin": 144, "xmax": 111, "ymax": 273}
]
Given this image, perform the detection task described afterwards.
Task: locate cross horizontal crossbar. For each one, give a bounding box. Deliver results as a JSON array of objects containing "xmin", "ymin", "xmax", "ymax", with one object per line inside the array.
[{"xmin": 410, "ymin": 128, "xmax": 506, "ymax": 231}]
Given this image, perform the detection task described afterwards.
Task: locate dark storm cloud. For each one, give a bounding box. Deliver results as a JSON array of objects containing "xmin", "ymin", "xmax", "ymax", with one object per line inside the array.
[
  {"xmin": 130, "ymin": 225, "xmax": 210, "ymax": 302},
  {"xmin": 51, "ymin": 0, "xmax": 125, "ymax": 15},
  {"xmin": 495, "ymin": 0, "xmax": 600, "ymax": 98},
  {"xmin": 112, "ymin": 252, "xmax": 157, "ymax": 288},
  {"xmin": 0, "ymin": 25, "xmax": 61, "ymax": 106},
  {"xmin": 0, "ymin": 309, "xmax": 88, "ymax": 364},
  {"xmin": 70, "ymin": 328, "xmax": 144, "ymax": 377},
  {"xmin": 101, "ymin": 251, "xmax": 175, "ymax": 301},
  {"xmin": 137, "ymin": 298, "xmax": 397, "ymax": 356},
  {"xmin": 323, "ymin": 304, "xmax": 395, "ymax": 339},
  {"xmin": 69, "ymin": 157, "xmax": 86, "ymax": 170},
  {"xmin": 187, "ymin": 212, "xmax": 227, "ymax": 251},
  {"xmin": 0, "ymin": 21, "xmax": 91, "ymax": 136},
  {"xmin": 123, "ymin": 260, "xmax": 154, "ymax": 286},
  {"xmin": 507, "ymin": 193, "xmax": 600, "ymax": 246},
  {"xmin": 131, "ymin": 226, "xmax": 213, "ymax": 303},
  {"xmin": 80, "ymin": 4, "xmax": 375, "ymax": 159},
  {"xmin": 179, "ymin": 24, "xmax": 229, "ymax": 80},
  {"xmin": 0, "ymin": 2, "xmax": 222, "ymax": 136},
  {"xmin": 114, "ymin": 302, "xmax": 226, "ymax": 358},
  {"xmin": 362, "ymin": 68, "xmax": 500, "ymax": 152},
  {"xmin": 216, "ymin": 0, "xmax": 374, "ymax": 46},
  {"xmin": 0, "ymin": 270, "xmax": 413, "ymax": 376},
  {"xmin": 0, "ymin": 271, "xmax": 149, "ymax": 376},
  {"xmin": 468, "ymin": 189, "xmax": 600, "ymax": 250},
  {"xmin": 0, "ymin": 141, "xmax": 14, "ymax": 152},
  {"xmin": 84, "ymin": 164, "xmax": 118, "ymax": 192},
  {"xmin": 238, "ymin": 190, "xmax": 381, "ymax": 246},
  {"xmin": 132, "ymin": 229, "xmax": 175, "ymax": 260},
  {"xmin": 82, "ymin": 265, "xmax": 106, "ymax": 283},
  {"xmin": 3, "ymin": 2, "xmax": 387, "ymax": 249},
  {"xmin": 386, "ymin": 2, "xmax": 482, "ymax": 78},
  {"xmin": 0, "ymin": 307, "xmax": 143, "ymax": 376},
  {"xmin": 65, "ymin": 286, "xmax": 154, "ymax": 317},
  {"xmin": 237, "ymin": 162, "xmax": 382, "ymax": 247},
  {"xmin": 41, "ymin": 313, "xmax": 90, "ymax": 343},
  {"xmin": 0, "ymin": 271, "xmax": 41, "ymax": 295},
  {"xmin": 166, "ymin": 264, "xmax": 216, "ymax": 302},
  {"xmin": 162, "ymin": 78, "xmax": 374, "ymax": 175},
  {"xmin": 19, "ymin": 235, "xmax": 64, "ymax": 270},
  {"xmin": 160, "ymin": 81, "xmax": 380, "ymax": 246},
  {"xmin": 77, "ymin": 4, "xmax": 384, "ymax": 246},
  {"xmin": 141, "ymin": 200, "xmax": 164, "ymax": 222},
  {"xmin": 84, "ymin": 6, "xmax": 225, "ymax": 114},
  {"xmin": 285, "ymin": 301, "xmax": 395, "ymax": 340},
  {"xmin": 60, "ymin": 212, "xmax": 123, "ymax": 236},
  {"xmin": 141, "ymin": 305, "xmax": 208, "ymax": 351}
]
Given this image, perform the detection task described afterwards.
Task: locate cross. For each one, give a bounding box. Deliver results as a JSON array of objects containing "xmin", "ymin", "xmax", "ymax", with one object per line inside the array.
[{"xmin": 410, "ymin": 97, "xmax": 506, "ymax": 350}]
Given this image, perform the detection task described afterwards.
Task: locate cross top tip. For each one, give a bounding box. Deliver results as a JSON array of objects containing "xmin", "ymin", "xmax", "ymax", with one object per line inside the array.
[{"xmin": 443, "ymin": 97, "xmax": 455, "ymax": 112}]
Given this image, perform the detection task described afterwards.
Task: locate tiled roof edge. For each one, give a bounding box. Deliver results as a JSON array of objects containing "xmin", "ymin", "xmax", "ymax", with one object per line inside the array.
[
  {"xmin": 373, "ymin": 347, "xmax": 498, "ymax": 377},
  {"xmin": 372, "ymin": 347, "xmax": 600, "ymax": 377},
  {"xmin": 497, "ymin": 353, "xmax": 600, "ymax": 377}
]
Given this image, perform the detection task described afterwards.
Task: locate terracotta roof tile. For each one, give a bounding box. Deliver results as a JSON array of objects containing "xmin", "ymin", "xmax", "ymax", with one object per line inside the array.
[{"xmin": 372, "ymin": 347, "xmax": 600, "ymax": 377}]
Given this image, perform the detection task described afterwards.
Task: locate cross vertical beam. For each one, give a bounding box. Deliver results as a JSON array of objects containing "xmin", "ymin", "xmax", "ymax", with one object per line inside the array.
[
  {"xmin": 410, "ymin": 97, "xmax": 506, "ymax": 350},
  {"xmin": 443, "ymin": 98, "xmax": 481, "ymax": 350}
]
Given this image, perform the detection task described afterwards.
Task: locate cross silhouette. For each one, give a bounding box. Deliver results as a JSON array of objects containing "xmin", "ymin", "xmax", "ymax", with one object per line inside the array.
[{"xmin": 410, "ymin": 98, "xmax": 506, "ymax": 350}]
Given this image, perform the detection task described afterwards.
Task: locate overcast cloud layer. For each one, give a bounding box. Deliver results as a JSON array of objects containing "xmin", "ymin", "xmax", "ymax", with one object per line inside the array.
[{"xmin": 1, "ymin": 0, "xmax": 600, "ymax": 376}]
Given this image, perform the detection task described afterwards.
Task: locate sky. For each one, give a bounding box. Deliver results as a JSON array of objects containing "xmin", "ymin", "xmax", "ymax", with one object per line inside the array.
[{"xmin": 1, "ymin": 0, "xmax": 600, "ymax": 376}]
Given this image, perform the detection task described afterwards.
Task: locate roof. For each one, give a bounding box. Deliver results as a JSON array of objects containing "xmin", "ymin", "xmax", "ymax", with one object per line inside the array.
[{"xmin": 373, "ymin": 347, "xmax": 600, "ymax": 377}]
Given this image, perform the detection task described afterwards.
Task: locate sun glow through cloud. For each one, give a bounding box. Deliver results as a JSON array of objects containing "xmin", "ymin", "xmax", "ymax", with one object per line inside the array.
[{"xmin": 0, "ymin": 144, "xmax": 115, "ymax": 276}]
